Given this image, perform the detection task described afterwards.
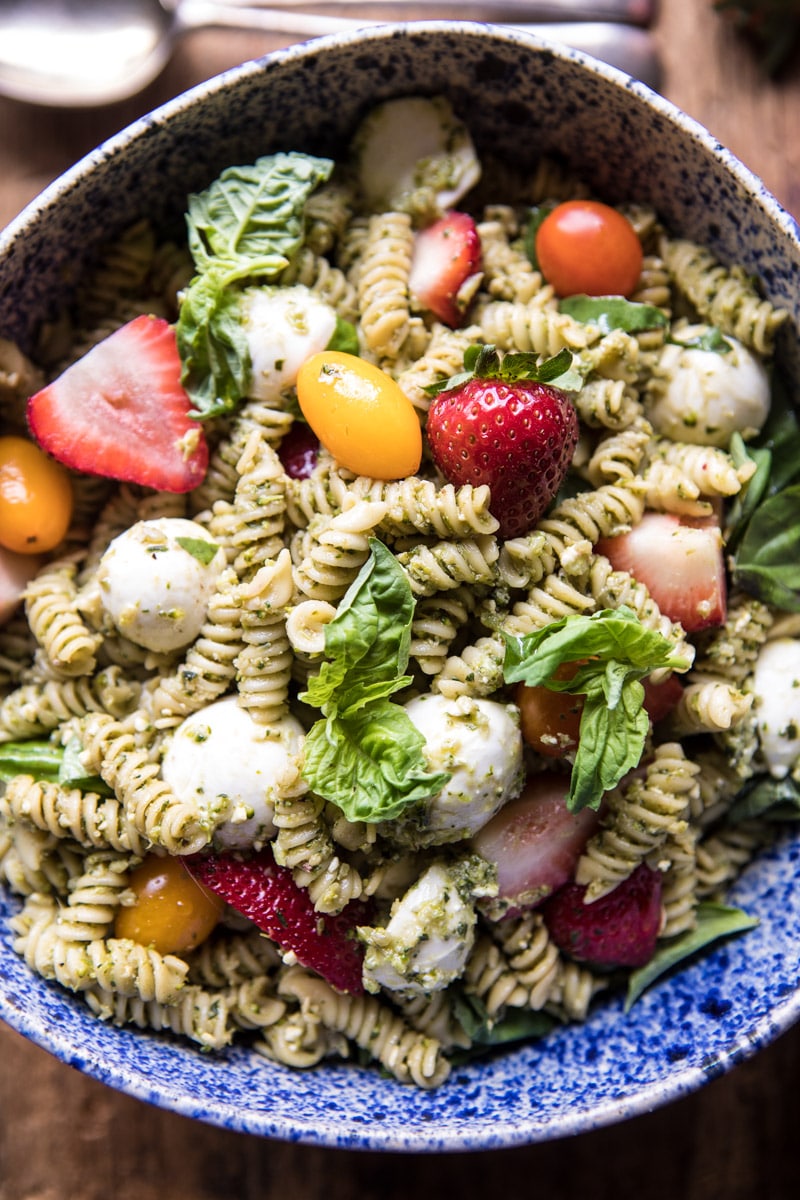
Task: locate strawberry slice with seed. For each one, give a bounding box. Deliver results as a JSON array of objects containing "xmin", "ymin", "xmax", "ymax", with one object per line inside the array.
[
  {"xmin": 409, "ymin": 211, "xmax": 482, "ymax": 327},
  {"xmin": 541, "ymin": 862, "xmax": 663, "ymax": 969},
  {"xmin": 186, "ymin": 848, "xmax": 369, "ymax": 994},
  {"xmin": 27, "ymin": 314, "xmax": 208, "ymax": 493}
]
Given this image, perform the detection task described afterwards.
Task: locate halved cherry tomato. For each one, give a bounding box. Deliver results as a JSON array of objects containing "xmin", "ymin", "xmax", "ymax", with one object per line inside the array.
[
  {"xmin": 115, "ymin": 854, "xmax": 224, "ymax": 955},
  {"xmin": 535, "ymin": 200, "xmax": 643, "ymax": 298},
  {"xmin": 296, "ymin": 350, "xmax": 422, "ymax": 479},
  {"xmin": 0, "ymin": 435, "xmax": 73, "ymax": 554},
  {"xmin": 516, "ymin": 667, "xmax": 583, "ymax": 759}
]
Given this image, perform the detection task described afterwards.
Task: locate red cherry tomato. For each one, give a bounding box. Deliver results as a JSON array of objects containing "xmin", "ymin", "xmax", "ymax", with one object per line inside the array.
[{"xmin": 535, "ymin": 200, "xmax": 643, "ymax": 298}]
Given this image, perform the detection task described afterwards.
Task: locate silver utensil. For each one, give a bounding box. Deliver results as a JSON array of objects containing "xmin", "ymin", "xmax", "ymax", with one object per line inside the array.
[{"xmin": 0, "ymin": 1, "xmax": 660, "ymax": 108}]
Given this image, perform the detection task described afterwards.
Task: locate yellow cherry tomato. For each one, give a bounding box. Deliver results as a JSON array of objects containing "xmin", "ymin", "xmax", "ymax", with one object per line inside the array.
[
  {"xmin": 0, "ymin": 436, "xmax": 73, "ymax": 554},
  {"xmin": 296, "ymin": 350, "xmax": 422, "ymax": 479},
  {"xmin": 115, "ymin": 854, "xmax": 224, "ymax": 955}
]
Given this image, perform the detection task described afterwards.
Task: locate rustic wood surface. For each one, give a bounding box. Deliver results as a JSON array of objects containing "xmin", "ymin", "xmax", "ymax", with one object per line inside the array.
[{"xmin": 1, "ymin": 3, "xmax": 800, "ymax": 1197}]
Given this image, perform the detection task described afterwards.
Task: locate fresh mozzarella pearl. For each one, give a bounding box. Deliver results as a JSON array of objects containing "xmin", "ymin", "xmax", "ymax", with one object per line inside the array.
[
  {"xmin": 361, "ymin": 862, "xmax": 477, "ymax": 996},
  {"xmin": 161, "ymin": 696, "xmax": 305, "ymax": 850},
  {"xmin": 752, "ymin": 638, "xmax": 800, "ymax": 778},
  {"xmin": 97, "ymin": 517, "xmax": 226, "ymax": 652},
  {"xmin": 403, "ymin": 693, "xmax": 524, "ymax": 839},
  {"xmin": 647, "ymin": 329, "xmax": 770, "ymax": 448},
  {"xmin": 242, "ymin": 285, "xmax": 337, "ymax": 403}
]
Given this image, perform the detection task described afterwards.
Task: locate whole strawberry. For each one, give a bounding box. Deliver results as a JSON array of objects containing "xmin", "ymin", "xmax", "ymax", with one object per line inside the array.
[{"xmin": 426, "ymin": 345, "xmax": 579, "ymax": 538}]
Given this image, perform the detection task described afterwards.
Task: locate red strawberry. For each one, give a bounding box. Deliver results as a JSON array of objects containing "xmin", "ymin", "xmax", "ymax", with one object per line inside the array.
[
  {"xmin": 427, "ymin": 359, "xmax": 579, "ymax": 538},
  {"xmin": 186, "ymin": 848, "xmax": 368, "ymax": 994},
  {"xmin": 278, "ymin": 421, "xmax": 320, "ymax": 480},
  {"xmin": 473, "ymin": 773, "xmax": 600, "ymax": 916},
  {"xmin": 27, "ymin": 315, "xmax": 208, "ymax": 493},
  {"xmin": 541, "ymin": 862, "xmax": 663, "ymax": 969},
  {"xmin": 642, "ymin": 673, "xmax": 685, "ymax": 723},
  {"xmin": 409, "ymin": 211, "xmax": 482, "ymax": 327},
  {"xmin": 596, "ymin": 512, "xmax": 727, "ymax": 633}
]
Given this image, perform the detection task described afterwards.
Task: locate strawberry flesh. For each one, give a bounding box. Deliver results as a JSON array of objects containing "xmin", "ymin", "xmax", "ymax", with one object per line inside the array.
[
  {"xmin": 27, "ymin": 315, "xmax": 208, "ymax": 493},
  {"xmin": 186, "ymin": 848, "xmax": 369, "ymax": 994},
  {"xmin": 409, "ymin": 211, "xmax": 482, "ymax": 328},
  {"xmin": 278, "ymin": 422, "xmax": 320, "ymax": 480},
  {"xmin": 427, "ymin": 376, "xmax": 579, "ymax": 538},
  {"xmin": 597, "ymin": 512, "xmax": 727, "ymax": 633},
  {"xmin": 541, "ymin": 862, "xmax": 663, "ymax": 969}
]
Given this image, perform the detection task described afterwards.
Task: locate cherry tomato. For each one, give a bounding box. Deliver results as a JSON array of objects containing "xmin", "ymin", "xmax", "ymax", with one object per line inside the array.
[
  {"xmin": 0, "ymin": 436, "xmax": 73, "ymax": 554},
  {"xmin": 535, "ymin": 200, "xmax": 643, "ymax": 298},
  {"xmin": 115, "ymin": 854, "xmax": 224, "ymax": 955},
  {"xmin": 516, "ymin": 675, "xmax": 583, "ymax": 759},
  {"xmin": 296, "ymin": 350, "xmax": 422, "ymax": 479}
]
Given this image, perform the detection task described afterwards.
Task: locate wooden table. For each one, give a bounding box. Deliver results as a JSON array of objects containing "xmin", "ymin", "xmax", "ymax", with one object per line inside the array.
[{"xmin": 1, "ymin": 4, "xmax": 799, "ymax": 1197}]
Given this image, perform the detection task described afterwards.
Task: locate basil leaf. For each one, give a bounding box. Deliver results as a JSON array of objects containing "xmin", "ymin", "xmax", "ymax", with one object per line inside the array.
[
  {"xmin": 302, "ymin": 703, "xmax": 450, "ymax": 823},
  {"xmin": 559, "ymin": 295, "xmax": 669, "ymax": 334},
  {"xmin": 728, "ymin": 773, "xmax": 800, "ymax": 823},
  {"xmin": 175, "ymin": 536, "xmax": 220, "ymax": 566},
  {"xmin": 326, "ymin": 316, "xmax": 359, "ymax": 357},
  {"xmin": 59, "ymin": 736, "xmax": 113, "ymax": 796},
  {"xmin": 177, "ymin": 271, "xmax": 251, "ymax": 417},
  {"xmin": 625, "ymin": 903, "xmax": 759, "ymax": 1010},
  {"xmin": 755, "ymin": 370, "xmax": 800, "ymax": 498},
  {"xmin": 452, "ymin": 989, "xmax": 556, "ymax": 1046},
  {"xmin": 668, "ymin": 326, "xmax": 732, "ymax": 353},
  {"xmin": 0, "ymin": 739, "xmax": 62, "ymax": 784},
  {"xmin": 569, "ymin": 682, "xmax": 649, "ymax": 812},
  {"xmin": 724, "ymin": 434, "xmax": 771, "ymax": 550},
  {"xmin": 732, "ymin": 482, "xmax": 800, "ymax": 611},
  {"xmin": 186, "ymin": 152, "xmax": 333, "ymax": 277}
]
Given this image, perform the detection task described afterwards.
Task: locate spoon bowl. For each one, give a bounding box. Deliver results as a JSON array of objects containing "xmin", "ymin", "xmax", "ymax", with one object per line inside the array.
[{"xmin": 0, "ymin": 0, "xmax": 660, "ymax": 107}]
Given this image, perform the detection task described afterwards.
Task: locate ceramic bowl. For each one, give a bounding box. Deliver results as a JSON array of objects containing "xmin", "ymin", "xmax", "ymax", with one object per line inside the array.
[{"xmin": 1, "ymin": 21, "xmax": 799, "ymax": 1153}]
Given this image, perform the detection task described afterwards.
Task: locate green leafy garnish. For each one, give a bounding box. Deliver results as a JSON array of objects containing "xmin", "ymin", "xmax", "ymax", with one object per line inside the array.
[
  {"xmin": 176, "ymin": 152, "xmax": 333, "ymax": 418},
  {"xmin": 669, "ymin": 325, "xmax": 733, "ymax": 353},
  {"xmin": 0, "ymin": 740, "xmax": 62, "ymax": 784},
  {"xmin": 625, "ymin": 902, "xmax": 759, "ymax": 1010},
  {"xmin": 504, "ymin": 608, "xmax": 689, "ymax": 812},
  {"xmin": 58, "ymin": 736, "xmax": 113, "ymax": 796},
  {"xmin": 326, "ymin": 316, "xmax": 359, "ymax": 357},
  {"xmin": 559, "ymin": 294, "xmax": 669, "ymax": 334},
  {"xmin": 175, "ymin": 535, "xmax": 220, "ymax": 566},
  {"xmin": 523, "ymin": 202, "xmax": 556, "ymax": 270},
  {"xmin": 452, "ymin": 989, "xmax": 557, "ymax": 1047},
  {"xmin": 300, "ymin": 541, "xmax": 450, "ymax": 822},
  {"xmin": 728, "ymin": 772, "xmax": 800, "ymax": 823},
  {"xmin": 424, "ymin": 342, "xmax": 580, "ymax": 399}
]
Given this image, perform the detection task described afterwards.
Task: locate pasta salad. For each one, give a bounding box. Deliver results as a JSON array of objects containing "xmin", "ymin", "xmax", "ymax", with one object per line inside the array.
[{"xmin": 0, "ymin": 95, "xmax": 798, "ymax": 1090}]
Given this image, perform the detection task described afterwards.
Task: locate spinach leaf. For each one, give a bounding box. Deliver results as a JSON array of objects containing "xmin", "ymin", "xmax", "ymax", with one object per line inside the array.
[
  {"xmin": 559, "ymin": 295, "xmax": 669, "ymax": 334},
  {"xmin": 0, "ymin": 740, "xmax": 62, "ymax": 784},
  {"xmin": 732, "ymin": 482, "xmax": 800, "ymax": 611},
  {"xmin": 728, "ymin": 772, "xmax": 800, "ymax": 823}
]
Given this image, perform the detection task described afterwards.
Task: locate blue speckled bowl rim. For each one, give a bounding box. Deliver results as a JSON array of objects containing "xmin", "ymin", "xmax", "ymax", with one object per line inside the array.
[{"xmin": 1, "ymin": 20, "xmax": 800, "ymax": 1154}]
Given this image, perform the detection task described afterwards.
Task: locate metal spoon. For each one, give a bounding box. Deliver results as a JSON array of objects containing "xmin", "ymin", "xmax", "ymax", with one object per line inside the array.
[{"xmin": 0, "ymin": 0, "xmax": 661, "ymax": 108}]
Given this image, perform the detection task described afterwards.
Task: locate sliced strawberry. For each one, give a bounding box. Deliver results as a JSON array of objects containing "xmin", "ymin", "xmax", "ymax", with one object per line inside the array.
[
  {"xmin": 473, "ymin": 773, "xmax": 599, "ymax": 915},
  {"xmin": 27, "ymin": 315, "xmax": 208, "ymax": 493},
  {"xmin": 409, "ymin": 211, "xmax": 482, "ymax": 327},
  {"xmin": 427, "ymin": 372, "xmax": 578, "ymax": 538},
  {"xmin": 186, "ymin": 848, "xmax": 368, "ymax": 994},
  {"xmin": 642, "ymin": 672, "xmax": 685, "ymax": 723},
  {"xmin": 596, "ymin": 512, "xmax": 727, "ymax": 633},
  {"xmin": 278, "ymin": 421, "xmax": 320, "ymax": 480},
  {"xmin": 541, "ymin": 862, "xmax": 662, "ymax": 969}
]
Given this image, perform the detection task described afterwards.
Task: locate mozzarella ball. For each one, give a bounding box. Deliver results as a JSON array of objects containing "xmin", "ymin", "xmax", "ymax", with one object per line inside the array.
[
  {"xmin": 161, "ymin": 696, "xmax": 305, "ymax": 849},
  {"xmin": 97, "ymin": 518, "xmax": 226, "ymax": 653},
  {"xmin": 752, "ymin": 638, "xmax": 800, "ymax": 778},
  {"xmin": 647, "ymin": 329, "xmax": 770, "ymax": 447},
  {"xmin": 403, "ymin": 693, "xmax": 524, "ymax": 840},
  {"xmin": 360, "ymin": 862, "xmax": 477, "ymax": 996},
  {"xmin": 242, "ymin": 285, "xmax": 337, "ymax": 403}
]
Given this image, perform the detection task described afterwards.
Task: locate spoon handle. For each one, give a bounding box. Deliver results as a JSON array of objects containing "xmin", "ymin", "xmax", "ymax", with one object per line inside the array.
[{"xmin": 204, "ymin": 0, "xmax": 657, "ymax": 26}]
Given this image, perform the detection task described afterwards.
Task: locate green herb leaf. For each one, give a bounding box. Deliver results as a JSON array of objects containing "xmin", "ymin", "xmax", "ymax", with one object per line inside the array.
[
  {"xmin": 176, "ymin": 271, "xmax": 251, "ymax": 417},
  {"xmin": 326, "ymin": 316, "xmax": 360, "ymax": 357},
  {"xmin": 303, "ymin": 703, "xmax": 450, "ymax": 824},
  {"xmin": 625, "ymin": 902, "xmax": 759, "ymax": 1010},
  {"xmin": 504, "ymin": 608, "xmax": 689, "ymax": 811},
  {"xmin": 300, "ymin": 541, "xmax": 449, "ymax": 821},
  {"xmin": 58, "ymin": 736, "xmax": 113, "ymax": 796},
  {"xmin": 669, "ymin": 325, "xmax": 732, "ymax": 353},
  {"xmin": 728, "ymin": 772, "xmax": 800, "ymax": 823},
  {"xmin": 0, "ymin": 739, "xmax": 62, "ymax": 784},
  {"xmin": 452, "ymin": 989, "xmax": 556, "ymax": 1046},
  {"xmin": 724, "ymin": 434, "xmax": 771, "ymax": 550},
  {"xmin": 559, "ymin": 295, "xmax": 669, "ymax": 334},
  {"xmin": 732, "ymin": 482, "xmax": 800, "ymax": 611},
  {"xmin": 175, "ymin": 535, "xmax": 221, "ymax": 566}
]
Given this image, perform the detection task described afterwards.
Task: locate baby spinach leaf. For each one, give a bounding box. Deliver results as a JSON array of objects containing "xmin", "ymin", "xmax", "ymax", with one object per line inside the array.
[
  {"xmin": 504, "ymin": 608, "xmax": 689, "ymax": 812},
  {"xmin": 0, "ymin": 739, "xmax": 62, "ymax": 784},
  {"xmin": 452, "ymin": 989, "xmax": 556, "ymax": 1046},
  {"xmin": 625, "ymin": 903, "xmax": 759, "ymax": 1010},
  {"xmin": 559, "ymin": 295, "xmax": 669, "ymax": 334},
  {"xmin": 732, "ymin": 483, "xmax": 800, "ymax": 611},
  {"xmin": 728, "ymin": 773, "xmax": 800, "ymax": 823}
]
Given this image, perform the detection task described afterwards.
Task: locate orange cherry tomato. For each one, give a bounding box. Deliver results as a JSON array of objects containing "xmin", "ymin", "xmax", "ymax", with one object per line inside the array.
[
  {"xmin": 115, "ymin": 854, "xmax": 224, "ymax": 955},
  {"xmin": 0, "ymin": 436, "xmax": 73, "ymax": 554},
  {"xmin": 296, "ymin": 350, "xmax": 422, "ymax": 479},
  {"xmin": 535, "ymin": 200, "xmax": 643, "ymax": 298},
  {"xmin": 515, "ymin": 664, "xmax": 584, "ymax": 758}
]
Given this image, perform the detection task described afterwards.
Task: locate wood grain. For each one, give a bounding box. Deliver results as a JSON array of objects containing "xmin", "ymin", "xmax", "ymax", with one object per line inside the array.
[{"xmin": 1, "ymin": 5, "xmax": 800, "ymax": 1197}]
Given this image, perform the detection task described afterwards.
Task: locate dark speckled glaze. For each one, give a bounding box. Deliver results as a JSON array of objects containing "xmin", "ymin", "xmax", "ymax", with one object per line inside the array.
[{"xmin": 1, "ymin": 21, "xmax": 799, "ymax": 1153}]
